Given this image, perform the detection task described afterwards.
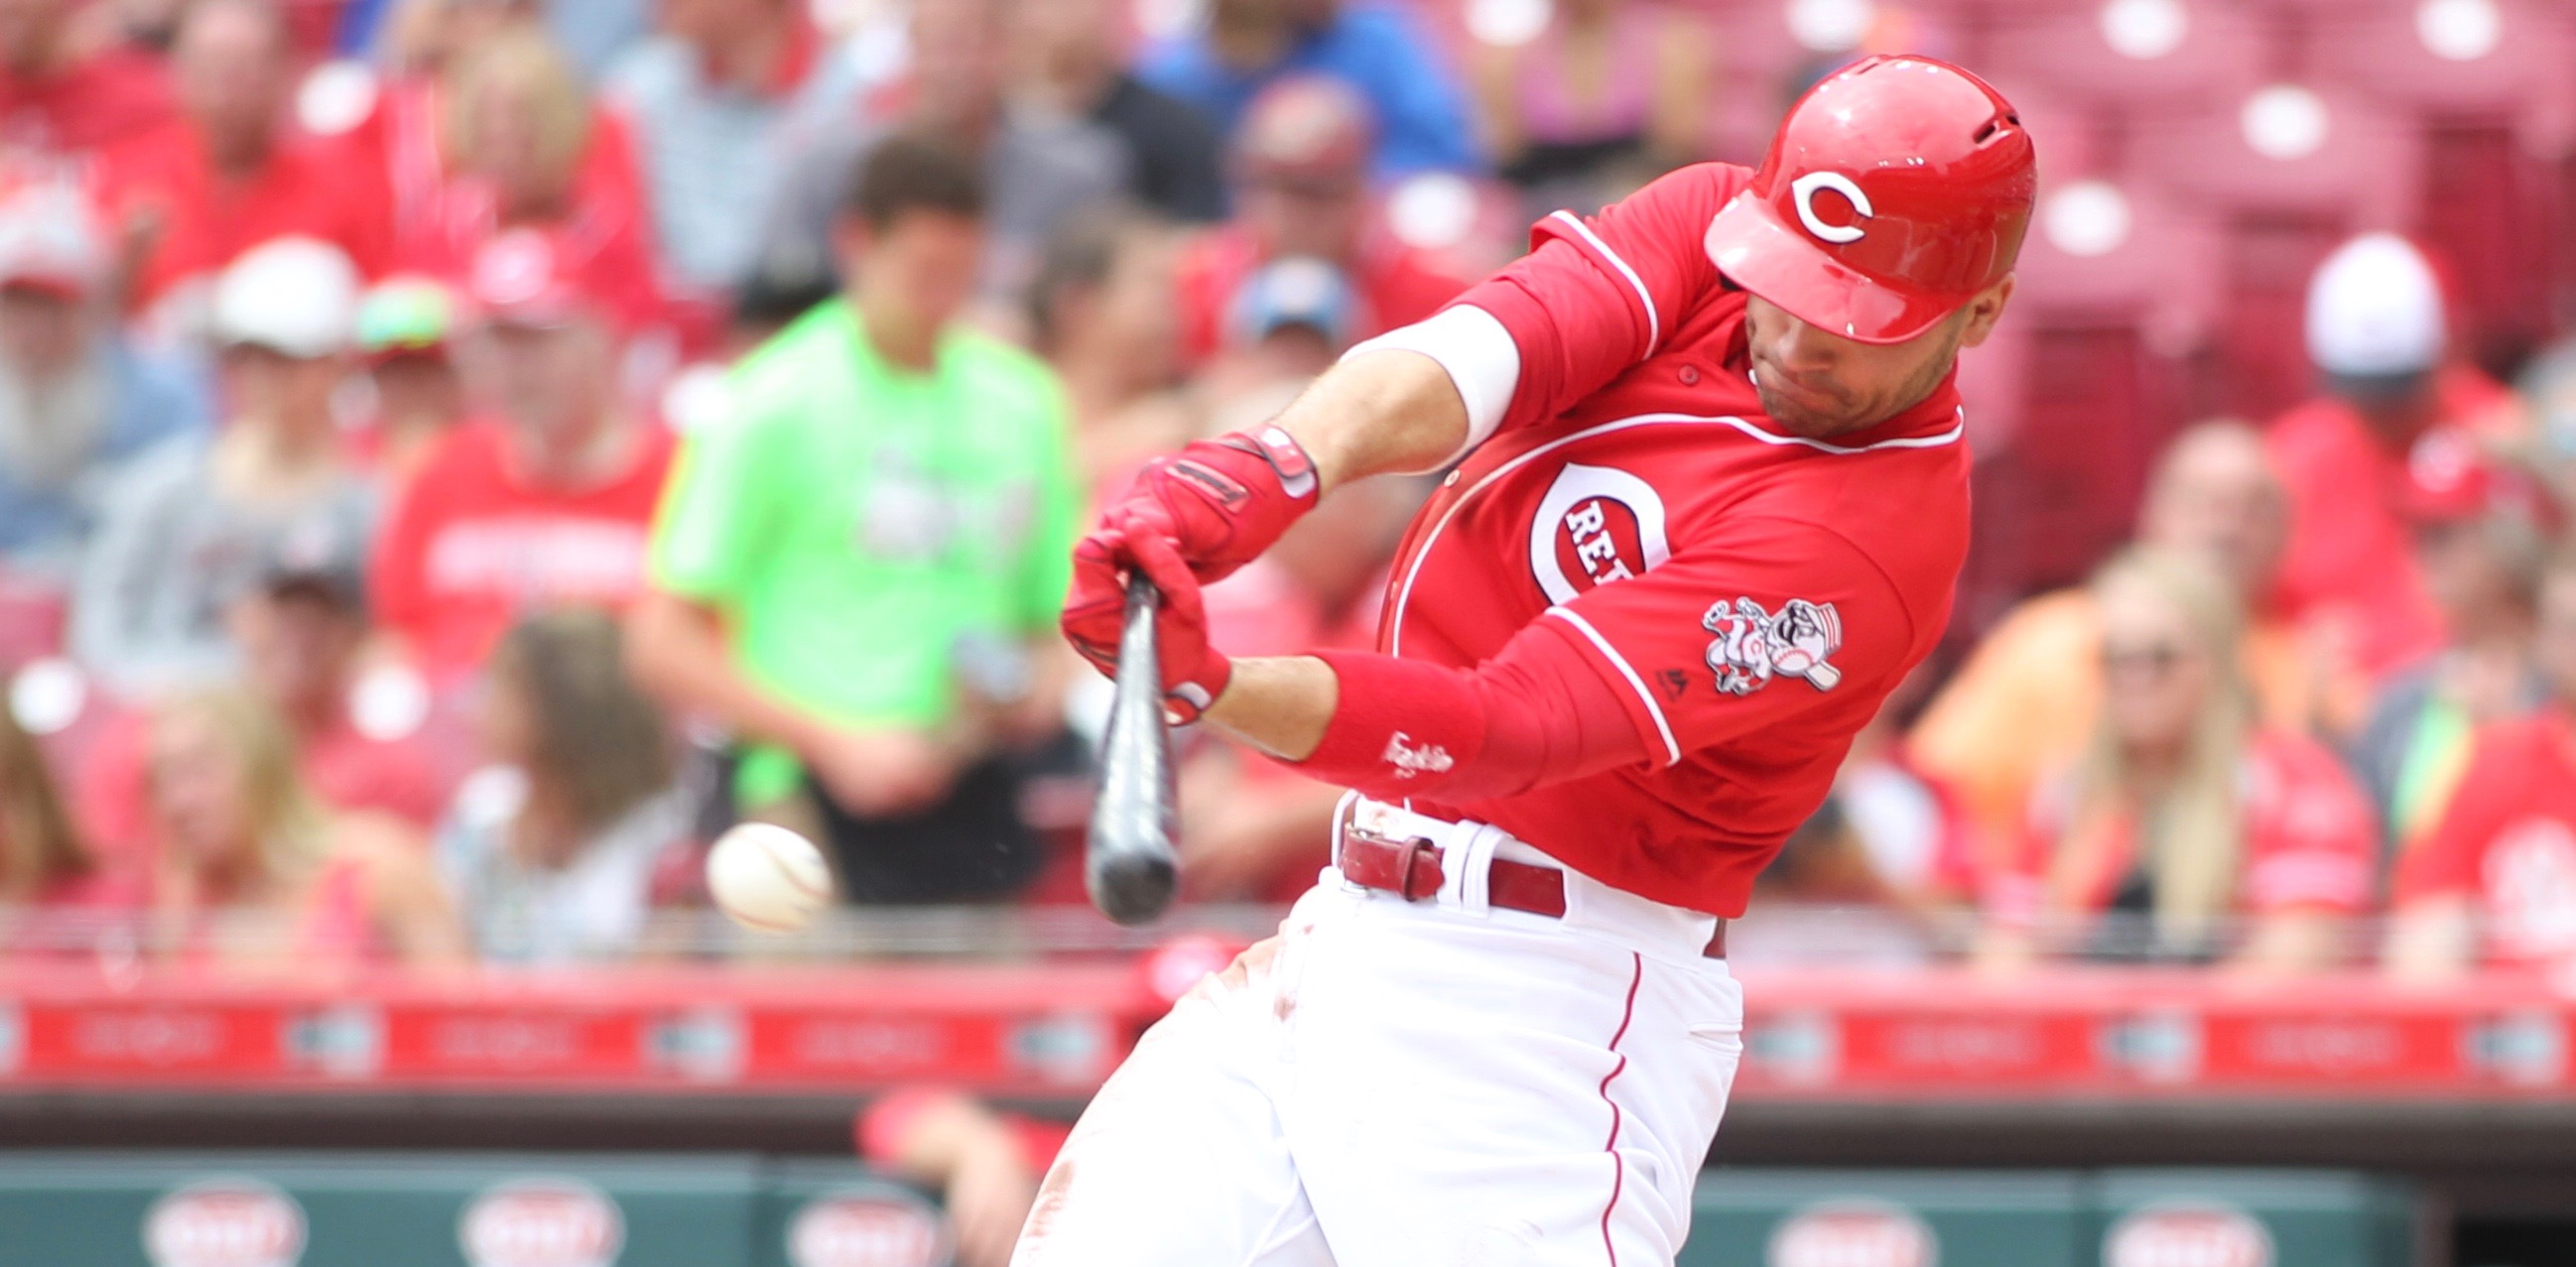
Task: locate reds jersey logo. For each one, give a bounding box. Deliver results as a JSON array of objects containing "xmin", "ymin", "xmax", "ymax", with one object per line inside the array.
[
  {"xmin": 1704, "ymin": 597, "xmax": 1845, "ymax": 696},
  {"xmin": 1528, "ymin": 463, "xmax": 1670, "ymax": 604}
]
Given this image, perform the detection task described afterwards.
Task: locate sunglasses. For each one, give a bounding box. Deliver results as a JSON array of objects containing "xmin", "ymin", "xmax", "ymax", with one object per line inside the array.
[{"xmin": 2100, "ymin": 640, "xmax": 2190, "ymax": 677}]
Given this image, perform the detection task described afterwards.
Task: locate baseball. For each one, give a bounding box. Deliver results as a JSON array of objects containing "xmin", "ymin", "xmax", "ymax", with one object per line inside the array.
[{"xmin": 706, "ymin": 823, "xmax": 834, "ymax": 933}]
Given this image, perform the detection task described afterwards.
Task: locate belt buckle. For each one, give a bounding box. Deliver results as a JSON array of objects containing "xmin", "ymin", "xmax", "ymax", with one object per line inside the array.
[{"xmin": 1344, "ymin": 810, "xmax": 1444, "ymax": 903}]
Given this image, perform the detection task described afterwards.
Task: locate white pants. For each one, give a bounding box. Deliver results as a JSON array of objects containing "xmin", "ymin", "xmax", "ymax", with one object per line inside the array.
[{"xmin": 1013, "ymin": 811, "xmax": 1745, "ymax": 1266}]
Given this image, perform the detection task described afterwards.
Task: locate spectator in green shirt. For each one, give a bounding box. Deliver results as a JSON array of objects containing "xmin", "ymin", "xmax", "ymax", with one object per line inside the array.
[{"xmin": 628, "ymin": 133, "xmax": 1080, "ymax": 904}]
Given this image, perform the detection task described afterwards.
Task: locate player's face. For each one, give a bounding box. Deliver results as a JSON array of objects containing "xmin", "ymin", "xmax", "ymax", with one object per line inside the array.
[{"xmin": 1742, "ymin": 279, "xmax": 2011, "ymax": 438}]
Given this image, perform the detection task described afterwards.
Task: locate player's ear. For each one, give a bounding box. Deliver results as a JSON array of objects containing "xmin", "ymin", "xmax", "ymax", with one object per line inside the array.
[{"xmin": 1956, "ymin": 274, "xmax": 2015, "ymax": 349}]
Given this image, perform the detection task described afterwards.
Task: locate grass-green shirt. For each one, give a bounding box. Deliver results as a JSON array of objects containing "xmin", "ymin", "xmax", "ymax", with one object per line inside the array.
[{"xmin": 650, "ymin": 301, "xmax": 1079, "ymax": 802}]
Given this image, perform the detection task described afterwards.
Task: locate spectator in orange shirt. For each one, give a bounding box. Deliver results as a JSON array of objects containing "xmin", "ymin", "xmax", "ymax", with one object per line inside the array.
[
  {"xmin": 370, "ymin": 230, "xmax": 676, "ymax": 684},
  {"xmin": 1170, "ymin": 75, "xmax": 1472, "ymax": 370},
  {"xmin": 1912, "ymin": 421, "xmax": 2356, "ymax": 842},
  {"xmin": 2384, "ymin": 551, "xmax": 2576, "ymax": 981},
  {"xmin": 2267, "ymin": 233, "xmax": 2519, "ymax": 677},
  {"xmin": 0, "ymin": 0, "xmax": 174, "ymax": 171},
  {"xmin": 1978, "ymin": 549, "xmax": 2377, "ymax": 974},
  {"xmin": 100, "ymin": 0, "xmax": 391, "ymax": 321}
]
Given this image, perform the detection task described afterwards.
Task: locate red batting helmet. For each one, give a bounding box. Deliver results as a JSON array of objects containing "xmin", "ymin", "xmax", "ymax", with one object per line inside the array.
[{"xmin": 1704, "ymin": 55, "xmax": 2036, "ymax": 344}]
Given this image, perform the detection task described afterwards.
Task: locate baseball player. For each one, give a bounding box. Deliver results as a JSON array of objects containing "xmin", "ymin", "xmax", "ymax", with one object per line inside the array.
[{"xmin": 1035, "ymin": 56, "xmax": 2036, "ymax": 1265}]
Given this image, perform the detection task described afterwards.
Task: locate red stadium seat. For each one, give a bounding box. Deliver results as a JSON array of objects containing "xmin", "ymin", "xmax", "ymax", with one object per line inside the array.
[
  {"xmin": 1974, "ymin": 0, "xmax": 2266, "ymax": 117},
  {"xmin": 2307, "ymin": 0, "xmax": 2576, "ymax": 125}
]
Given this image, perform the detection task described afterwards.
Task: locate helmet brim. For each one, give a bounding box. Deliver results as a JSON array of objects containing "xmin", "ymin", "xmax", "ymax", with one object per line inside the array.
[{"xmin": 1702, "ymin": 192, "xmax": 1964, "ymax": 346}]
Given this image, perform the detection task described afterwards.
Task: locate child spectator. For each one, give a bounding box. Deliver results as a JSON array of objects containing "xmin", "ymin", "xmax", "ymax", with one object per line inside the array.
[
  {"xmin": 2384, "ymin": 552, "xmax": 2576, "ymax": 981},
  {"xmin": 2350, "ymin": 439, "xmax": 2557, "ymax": 856},
  {"xmin": 71, "ymin": 236, "xmax": 375, "ymax": 698},
  {"xmin": 631, "ymin": 135, "xmax": 1079, "ymax": 905},
  {"xmin": 100, "ymin": 0, "xmax": 390, "ymax": 320},
  {"xmin": 143, "ymin": 687, "xmax": 464, "ymax": 967},
  {"xmin": 1014, "ymin": 0, "xmax": 1225, "ymax": 223},
  {"xmin": 0, "ymin": 182, "xmax": 208, "ymax": 583},
  {"xmin": 370, "ymin": 231, "xmax": 674, "ymax": 683},
  {"xmin": 351, "ymin": 274, "xmax": 466, "ymax": 481},
  {"xmin": 439, "ymin": 609, "xmax": 692, "ymax": 964},
  {"xmin": 1137, "ymin": 0, "xmax": 1481, "ymax": 180},
  {"xmin": 1979, "ymin": 549, "xmax": 2378, "ymax": 973},
  {"xmin": 0, "ymin": 0, "xmax": 174, "ymax": 170},
  {"xmin": 1466, "ymin": 0, "xmax": 1710, "ymax": 206},
  {"xmin": 1170, "ymin": 76, "xmax": 1472, "ymax": 369}
]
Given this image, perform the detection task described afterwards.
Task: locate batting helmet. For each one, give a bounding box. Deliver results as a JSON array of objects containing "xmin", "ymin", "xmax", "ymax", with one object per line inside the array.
[{"xmin": 1704, "ymin": 55, "xmax": 2036, "ymax": 344}]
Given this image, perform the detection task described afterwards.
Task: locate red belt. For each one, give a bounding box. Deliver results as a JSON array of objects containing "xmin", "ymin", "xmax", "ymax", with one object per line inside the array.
[{"xmin": 1337, "ymin": 830, "xmax": 1727, "ymax": 959}]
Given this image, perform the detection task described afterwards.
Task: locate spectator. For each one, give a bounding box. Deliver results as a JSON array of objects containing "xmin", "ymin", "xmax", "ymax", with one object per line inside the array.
[
  {"xmin": 143, "ymin": 687, "xmax": 464, "ymax": 966},
  {"xmin": 0, "ymin": 0, "xmax": 174, "ymax": 168},
  {"xmin": 351, "ymin": 274, "xmax": 466, "ymax": 480},
  {"xmin": 403, "ymin": 28, "xmax": 665, "ymax": 337},
  {"xmin": 440, "ymin": 609, "xmax": 692, "ymax": 964},
  {"xmin": 2384, "ymin": 551, "xmax": 2576, "ymax": 981},
  {"xmin": 1911, "ymin": 422, "xmax": 2356, "ymax": 842},
  {"xmin": 2268, "ymin": 233, "xmax": 2521, "ymax": 677},
  {"xmin": 99, "ymin": 0, "xmax": 390, "ymax": 319},
  {"xmin": 1024, "ymin": 206, "xmax": 1193, "ymax": 499},
  {"xmin": 604, "ymin": 0, "xmax": 846, "ymax": 296},
  {"xmin": 1171, "ymin": 75, "xmax": 1472, "ymax": 368},
  {"xmin": 1809, "ymin": 670, "xmax": 1979, "ymax": 912},
  {"xmin": 0, "ymin": 692, "xmax": 116, "ymax": 907},
  {"xmin": 631, "ymin": 135, "xmax": 1080, "ymax": 904},
  {"xmin": 371, "ymin": 231, "xmax": 677, "ymax": 682},
  {"xmin": 0, "ymin": 183, "xmax": 208, "ymax": 582},
  {"xmin": 1979, "ymin": 549, "xmax": 2376, "ymax": 973},
  {"xmin": 856, "ymin": 1086, "xmax": 1064, "ymax": 1267},
  {"xmin": 758, "ymin": 0, "xmax": 1128, "ymax": 311},
  {"xmin": 1138, "ymin": 0, "xmax": 1481, "ymax": 180},
  {"xmin": 1205, "ymin": 253, "xmax": 1356, "ymax": 396},
  {"xmin": 1466, "ymin": 0, "xmax": 1710, "ymax": 207},
  {"xmin": 2350, "ymin": 441, "xmax": 2558, "ymax": 854},
  {"xmin": 71, "ymin": 237, "xmax": 376, "ymax": 697},
  {"xmin": 1015, "ymin": 0, "xmax": 1225, "ymax": 223}
]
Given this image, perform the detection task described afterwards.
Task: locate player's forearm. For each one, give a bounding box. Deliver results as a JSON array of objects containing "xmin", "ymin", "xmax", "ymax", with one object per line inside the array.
[
  {"xmin": 1273, "ymin": 348, "xmax": 1473, "ymax": 493},
  {"xmin": 1203, "ymin": 655, "xmax": 1340, "ymax": 762}
]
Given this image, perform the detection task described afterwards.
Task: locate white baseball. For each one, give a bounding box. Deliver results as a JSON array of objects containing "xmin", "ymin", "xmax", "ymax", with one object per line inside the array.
[{"xmin": 706, "ymin": 823, "xmax": 835, "ymax": 933}]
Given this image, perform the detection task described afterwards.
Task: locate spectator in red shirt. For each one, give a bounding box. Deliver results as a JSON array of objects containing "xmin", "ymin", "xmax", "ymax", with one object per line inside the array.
[
  {"xmin": 1980, "ymin": 549, "xmax": 2378, "ymax": 975},
  {"xmin": 2267, "ymin": 233, "xmax": 2520, "ymax": 678},
  {"xmin": 0, "ymin": 0, "xmax": 173, "ymax": 171},
  {"xmin": 2385, "ymin": 552, "xmax": 2576, "ymax": 981},
  {"xmin": 370, "ymin": 229, "xmax": 677, "ymax": 684},
  {"xmin": 1171, "ymin": 74, "xmax": 1472, "ymax": 369},
  {"xmin": 99, "ymin": 0, "xmax": 390, "ymax": 321}
]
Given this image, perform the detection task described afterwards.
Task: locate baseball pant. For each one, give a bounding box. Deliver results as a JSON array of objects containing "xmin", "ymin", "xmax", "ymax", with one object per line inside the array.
[{"xmin": 1012, "ymin": 828, "xmax": 1744, "ymax": 1266}]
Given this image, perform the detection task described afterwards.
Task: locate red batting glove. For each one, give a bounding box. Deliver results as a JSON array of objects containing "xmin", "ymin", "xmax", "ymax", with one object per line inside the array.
[
  {"xmin": 1104, "ymin": 426, "xmax": 1320, "ymax": 584},
  {"xmin": 1063, "ymin": 512, "xmax": 1232, "ymax": 723}
]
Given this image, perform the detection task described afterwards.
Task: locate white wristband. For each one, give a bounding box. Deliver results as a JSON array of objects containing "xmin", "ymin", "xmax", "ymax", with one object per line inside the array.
[{"xmin": 1342, "ymin": 304, "xmax": 1522, "ymax": 465}]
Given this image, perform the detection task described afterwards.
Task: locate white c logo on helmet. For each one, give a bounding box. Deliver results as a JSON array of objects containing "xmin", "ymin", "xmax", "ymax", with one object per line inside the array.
[{"xmin": 1790, "ymin": 172, "xmax": 1872, "ymax": 244}]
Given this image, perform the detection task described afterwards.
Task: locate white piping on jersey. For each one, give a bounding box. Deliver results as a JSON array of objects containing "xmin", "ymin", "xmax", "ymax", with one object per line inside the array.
[
  {"xmin": 1383, "ymin": 407, "xmax": 1966, "ymax": 744},
  {"xmin": 1549, "ymin": 210, "xmax": 1660, "ymax": 355},
  {"xmin": 1544, "ymin": 607, "xmax": 1683, "ymax": 767}
]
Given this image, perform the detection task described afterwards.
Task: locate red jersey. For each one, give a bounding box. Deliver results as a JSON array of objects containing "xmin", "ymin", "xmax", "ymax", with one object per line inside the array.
[
  {"xmin": 1174, "ymin": 224, "xmax": 1472, "ymax": 367},
  {"xmin": 98, "ymin": 120, "xmax": 391, "ymax": 307},
  {"xmin": 2395, "ymin": 708, "xmax": 2576, "ymax": 963},
  {"xmin": 372, "ymin": 420, "xmax": 677, "ymax": 681},
  {"xmin": 0, "ymin": 47, "xmax": 173, "ymax": 170},
  {"xmin": 1989, "ymin": 730, "xmax": 2377, "ymax": 922},
  {"xmin": 1382, "ymin": 164, "xmax": 1972, "ymax": 918},
  {"xmin": 2265, "ymin": 364, "xmax": 2515, "ymax": 676}
]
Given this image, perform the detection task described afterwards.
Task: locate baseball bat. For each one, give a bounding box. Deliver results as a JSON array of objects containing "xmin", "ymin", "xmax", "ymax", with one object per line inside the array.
[{"xmin": 1087, "ymin": 570, "xmax": 1180, "ymax": 925}]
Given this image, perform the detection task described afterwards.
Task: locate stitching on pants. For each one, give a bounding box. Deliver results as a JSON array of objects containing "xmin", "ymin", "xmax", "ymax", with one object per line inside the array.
[{"xmin": 1595, "ymin": 951, "xmax": 1644, "ymax": 1266}]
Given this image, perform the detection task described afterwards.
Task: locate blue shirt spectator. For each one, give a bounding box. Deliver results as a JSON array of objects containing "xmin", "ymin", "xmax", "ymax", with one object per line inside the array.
[{"xmin": 1139, "ymin": 0, "xmax": 1481, "ymax": 180}]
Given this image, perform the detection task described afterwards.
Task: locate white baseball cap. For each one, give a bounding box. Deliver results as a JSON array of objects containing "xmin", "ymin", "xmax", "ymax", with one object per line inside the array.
[
  {"xmin": 211, "ymin": 236, "xmax": 362, "ymax": 357},
  {"xmin": 2304, "ymin": 232, "xmax": 2445, "ymax": 379}
]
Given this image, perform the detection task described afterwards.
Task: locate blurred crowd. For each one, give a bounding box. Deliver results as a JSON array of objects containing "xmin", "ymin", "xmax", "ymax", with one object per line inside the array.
[{"xmin": 0, "ymin": 0, "xmax": 2565, "ymax": 1022}]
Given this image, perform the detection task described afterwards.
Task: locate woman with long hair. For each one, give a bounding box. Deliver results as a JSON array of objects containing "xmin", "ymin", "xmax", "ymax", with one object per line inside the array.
[
  {"xmin": 0, "ymin": 701, "xmax": 120, "ymax": 910},
  {"xmin": 1980, "ymin": 549, "xmax": 2378, "ymax": 972},
  {"xmin": 146, "ymin": 687, "xmax": 466, "ymax": 966},
  {"xmin": 439, "ymin": 609, "xmax": 692, "ymax": 963}
]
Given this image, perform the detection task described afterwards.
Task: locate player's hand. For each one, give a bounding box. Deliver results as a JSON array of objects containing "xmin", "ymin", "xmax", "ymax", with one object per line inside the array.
[
  {"xmin": 800, "ymin": 725, "xmax": 957, "ymax": 818},
  {"xmin": 1099, "ymin": 426, "xmax": 1320, "ymax": 584},
  {"xmin": 1063, "ymin": 514, "xmax": 1231, "ymax": 723}
]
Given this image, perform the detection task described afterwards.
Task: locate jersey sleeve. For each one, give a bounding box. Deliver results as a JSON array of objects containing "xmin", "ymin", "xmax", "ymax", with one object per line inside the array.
[
  {"xmin": 1449, "ymin": 164, "xmax": 1741, "ymax": 439},
  {"xmin": 2238, "ymin": 738, "xmax": 2377, "ymax": 914},
  {"xmin": 648, "ymin": 391, "xmax": 785, "ymax": 603},
  {"xmin": 1529, "ymin": 514, "xmax": 1916, "ymax": 767},
  {"xmin": 2394, "ymin": 726, "xmax": 2524, "ymax": 903}
]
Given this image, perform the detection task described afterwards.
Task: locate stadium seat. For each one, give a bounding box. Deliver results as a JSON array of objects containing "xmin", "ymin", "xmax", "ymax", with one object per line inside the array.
[{"xmin": 1973, "ymin": 0, "xmax": 2267, "ymax": 118}]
